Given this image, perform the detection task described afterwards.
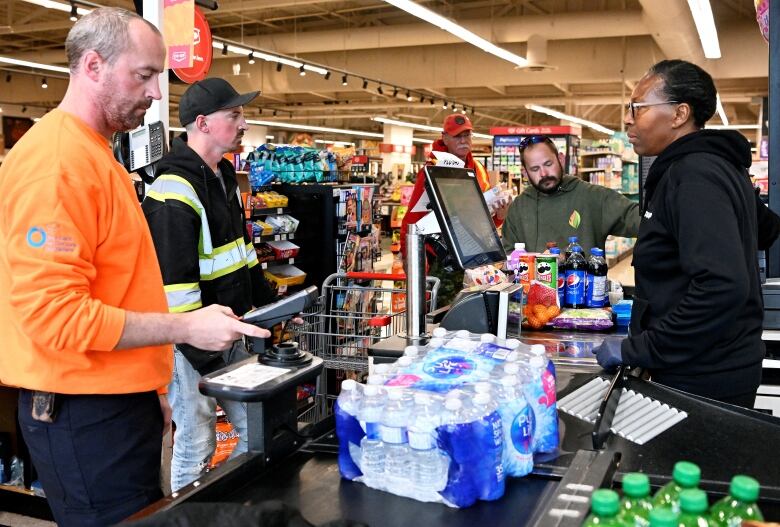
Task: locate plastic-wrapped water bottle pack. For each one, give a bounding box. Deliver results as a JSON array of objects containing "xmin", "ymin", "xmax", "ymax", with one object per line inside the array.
[{"xmin": 334, "ymin": 329, "xmax": 559, "ymax": 508}]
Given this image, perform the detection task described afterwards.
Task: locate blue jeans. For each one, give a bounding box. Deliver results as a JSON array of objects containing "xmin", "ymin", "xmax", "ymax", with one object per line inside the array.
[
  {"xmin": 18, "ymin": 390, "xmax": 163, "ymax": 527},
  {"xmin": 168, "ymin": 340, "xmax": 249, "ymax": 492}
]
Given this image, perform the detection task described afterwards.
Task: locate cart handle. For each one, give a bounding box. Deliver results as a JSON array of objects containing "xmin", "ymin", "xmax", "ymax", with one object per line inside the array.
[{"xmin": 345, "ymin": 272, "xmax": 406, "ymax": 281}]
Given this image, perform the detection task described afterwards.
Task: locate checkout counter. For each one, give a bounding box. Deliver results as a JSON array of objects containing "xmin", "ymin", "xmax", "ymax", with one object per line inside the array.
[{"xmin": 128, "ymin": 166, "xmax": 780, "ymax": 526}]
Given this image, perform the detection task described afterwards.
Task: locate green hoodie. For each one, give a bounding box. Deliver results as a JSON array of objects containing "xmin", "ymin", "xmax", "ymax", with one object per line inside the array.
[{"xmin": 502, "ymin": 175, "xmax": 640, "ymax": 253}]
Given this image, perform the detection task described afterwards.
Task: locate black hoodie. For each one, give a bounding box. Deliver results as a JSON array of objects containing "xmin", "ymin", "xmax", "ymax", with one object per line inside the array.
[
  {"xmin": 143, "ymin": 135, "xmax": 273, "ymax": 373},
  {"xmin": 622, "ymin": 130, "xmax": 780, "ymax": 400}
]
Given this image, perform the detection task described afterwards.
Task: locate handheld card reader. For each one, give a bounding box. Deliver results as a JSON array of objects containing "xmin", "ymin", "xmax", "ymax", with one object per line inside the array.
[{"xmin": 198, "ymin": 285, "xmax": 324, "ymax": 461}]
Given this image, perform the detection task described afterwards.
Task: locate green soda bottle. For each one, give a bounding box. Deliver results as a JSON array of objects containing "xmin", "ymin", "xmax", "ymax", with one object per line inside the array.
[
  {"xmin": 618, "ymin": 473, "xmax": 653, "ymax": 527},
  {"xmin": 709, "ymin": 475, "xmax": 764, "ymax": 526},
  {"xmin": 678, "ymin": 489, "xmax": 710, "ymax": 526},
  {"xmin": 648, "ymin": 508, "xmax": 678, "ymax": 527},
  {"xmin": 653, "ymin": 461, "xmax": 701, "ymax": 513},
  {"xmin": 583, "ymin": 489, "xmax": 628, "ymax": 526}
]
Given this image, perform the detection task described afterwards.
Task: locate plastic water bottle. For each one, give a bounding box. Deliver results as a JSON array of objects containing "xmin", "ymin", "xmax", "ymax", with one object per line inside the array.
[
  {"xmin": 432, "ymin": 327, "xmax": 449, "ymax": 338},
  {"xmin": 480, "ymin": 333, "xmax": 496, "ymax": 344},
  {"xmin": 495, "ymin": 376, "xmax": 534, "ymax": 477},
  {"xmin": 408, "ymin": 393, "xmax": 448, "ymax": 500},
  {"xmin": 437, "ymin": 397, "xmax": 479, "ymax": 508},
  {"xmin": 335, "ymin": 380, "xmax": 365, "ymax": 480},
  {"xmin": 525, "ymin": 355, "xmax": 559, "ymax": 453},
  {"xmin": 709, "ymin": 475, "xmax": 764, "ymax": 526},
  {"xmin": 427, "ymin": 337, "xmax": 445, "ymax": 351},
  {"xmin": 564, "ymin": 246, "xmax": 588, "ymax": 308},
  {"xmin": 564, "ymin": 236, "xmax": 582, "ymax": 260},
  {"xmin": 373, "ymin": 363, "xmax": 391, "ymax": 382},
  {"xmin": 649, "ymin": 508, "xmax": 679, "ymax": 527},
  {"xmin": 358, "ymin": 384, "xmax": 386, "ymax": 489},
  {"xmin": 366, "ymin": 374, "xmax": 384, "ymax": 387},
  {"xmin": 582, "ymin": 489, "xmax": 625, "ymax": 527},
  {"xmin": 470, "ymin": 392, "xmax": 505, "ymax": 501},
  {"xmin": 404, "ymin": 345, "xmax": 421, "ymax": 360},
  {"xmin": 653, "ymin": 461, "xmax": 701, "ymax": 514},
  {"xmin": 678, "ymin": 489, "xmax": 710, "ymax": 527},
  {"xmin": 507, "ymin": 242, "xmax": 527, "ymax": 284},
  {"xmin": 619, "ymin": 473, "xmax": 653, "ymax": 527},
  {"xmin": 586, "ymin": 248, "xmax": 609, "ymax": 307},
  {"xmin": 380, "ymin": 389, "xmax": 412, "ymax": 495}
]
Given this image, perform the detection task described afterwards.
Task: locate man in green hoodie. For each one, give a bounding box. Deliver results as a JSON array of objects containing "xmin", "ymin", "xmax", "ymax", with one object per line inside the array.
[{"xmin": 502, "ymin": 135, "xmax": 640, "ymax": 253}]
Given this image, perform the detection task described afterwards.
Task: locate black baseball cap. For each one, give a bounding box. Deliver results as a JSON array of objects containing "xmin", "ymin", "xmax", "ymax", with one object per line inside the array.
[{"xmin": 178, "ymin": 78, "xmax": 259, "ymax": 126}]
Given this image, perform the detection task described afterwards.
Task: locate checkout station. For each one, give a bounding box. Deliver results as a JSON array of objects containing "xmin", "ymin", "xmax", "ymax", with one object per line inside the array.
[{"xmin": 128, "ymin": 165, "xmax": 780, "ymax": 526}]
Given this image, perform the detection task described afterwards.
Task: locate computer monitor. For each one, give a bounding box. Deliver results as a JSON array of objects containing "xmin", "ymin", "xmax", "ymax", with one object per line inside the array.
[{"xmin": 423, "ymin": 165, "xmax": 507, "ymax": 269}]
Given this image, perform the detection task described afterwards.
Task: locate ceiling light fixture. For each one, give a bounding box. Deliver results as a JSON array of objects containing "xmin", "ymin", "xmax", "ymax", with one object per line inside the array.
[
  {"xmin": 222, "ymin": 43, "xmax": 228, "ymax": 56},
  {"xmin": 525, "ymin": 104, "xmax": 615, "ymax": 135},
  {"xmin": 20, "ymin": 0, "xmax": 90, "ymax": 17},
  {"xmin": 450, "ymin": 103, "xmax": 456, "ymax": 111},
  {"xmin": 406, "ymin": 91, "xmax": 412, "ymax": 102},
  {"xmin": 299, "ymin": 65, "xmax": 306, "ymax": 76},
  {"xmin": 341, "ymin": 74, "xmax": 348, "ymax": 85},
  {"xmin": 69, "ymin": 1, "xmax": 77, "ymax": 21},
  {"xmin": 461, "ymin": 106, "xmax": 466, "ymax": 114},
  {"xmin": 686, "ymin": 0, "xmax": 721, "ymax": 59},
  {"xmin": 362, "ymin": 79, "xmax": 368, "ymax": 89},
  {"xmin": 5, "ymin": 73, "xmax": 11, "ymax": 82},
  {"xmin": 41, "ymin": 77, "xmax": 48, "ymax": 89},
  {"xmin": 324, "ymin": 71, "xmax": 331, "ymax": 80},
  {"xmin": 276, "ymin": 63, "xmax": 283, "ymax": 72},
  {"xmin": 372, "ymin": 116, "xmax": 493, "ymax": 139},
  {"xmin": 442, "ymin": 101, "xmax": 448, "ymax": 109},
  {"xmin": 413, "ymin": 138, "xmax": 434, "ymax": 144},
  {"xmin": 382, "ymin": 0, "xmax": 528, "ymax": 67},
  {"xmin": 246, "ymin": 119, "xmax": 384, "ymax": 138},
  {"xmin": 715, "ymin": 93, "xmax": 728, "ymax": 126},
  {"xmin": 21, "ymin": 105, "xmax": 27, "ymax": 113},
  {"xmin": 392, "ymin": 87, "xmax": 399, "ymax": 98},
  {"xmin": 0, "ymin": 56, "xmax": 69, "ymax": 74},
  {"xmin": 247, "ymin": 52, "xmax": 255, "ymax": 65}
]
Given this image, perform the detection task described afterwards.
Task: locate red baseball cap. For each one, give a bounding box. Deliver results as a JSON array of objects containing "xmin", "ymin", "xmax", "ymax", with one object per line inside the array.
[{"xmin": 442, "ymin": 114, "xmax": 473, "ymax": 136}]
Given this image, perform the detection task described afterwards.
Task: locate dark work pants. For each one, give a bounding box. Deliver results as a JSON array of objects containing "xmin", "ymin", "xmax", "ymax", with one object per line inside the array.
[{"xmin": 18, "ymin": 390, "xmax": 163, "ymax": 527}]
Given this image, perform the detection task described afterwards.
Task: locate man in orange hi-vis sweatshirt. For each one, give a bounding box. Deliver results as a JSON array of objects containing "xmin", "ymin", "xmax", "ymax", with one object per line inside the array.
[{"xmin": 0, "ymin": 8, "xmax": 267, "ymax": 527}]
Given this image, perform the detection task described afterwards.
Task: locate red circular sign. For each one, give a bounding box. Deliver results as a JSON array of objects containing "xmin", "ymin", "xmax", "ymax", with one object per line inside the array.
[{"xmin": 172, "ymin": 6, "xmax": 212, "ymax": 84}]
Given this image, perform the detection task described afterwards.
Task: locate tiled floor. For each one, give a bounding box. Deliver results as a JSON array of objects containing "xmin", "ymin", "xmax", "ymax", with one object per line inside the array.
[{"xmin": 0, "ymin": 512, "xmax": 54, "ymax": 527}]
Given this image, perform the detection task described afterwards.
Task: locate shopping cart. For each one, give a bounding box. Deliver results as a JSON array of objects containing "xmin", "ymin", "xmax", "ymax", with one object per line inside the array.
[{"xmin": 295, "ymin": 271, "xmax": 439, "ymax": 423}]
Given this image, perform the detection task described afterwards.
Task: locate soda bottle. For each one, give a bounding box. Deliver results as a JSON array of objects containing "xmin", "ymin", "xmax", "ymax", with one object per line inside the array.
[
  {"xmin": 678, "ymin": 489, "xmax": 710, "ymax": 527},
  {"xmin": 586, "ymin": 248, "xmax": 609, "ymax": 308},
  {"xmin": 545, "ymin": 241, "xmax": 558, "ymax": 252},
  {"xmin": 618, "ymin": 472, "xmax": 653, "ymax": 527},
  {"xmin": 653, "ymin": 461, "xmax": 701, "ymax": 513},
  {"xmin": 335, "ymin": 380, "xmax": 365, "ymax": 480},
  {"xmin": 709, "ymin": 475, "xmax": 764, "ymax": 526},
  {"xmin": 550, "ymin": 247, "xmax": 566, "ymax": 307},
  {"xmin": 507, "ymin": 242, "xmax": 527, "ymax": 283},
  {"xmin": 564, "ymin": 246, "xmax": 587, "ymax": 308},
  {"xmin": 564, "ymin": 235, "xmax": 582, "ymax": 260},
  {"xmin": 582, "ymin": 489, "xmax": 626, "ymax": 527},
  {"xmin": 648, "ymin": 508, "xmax": 679, "ymax": 527}
]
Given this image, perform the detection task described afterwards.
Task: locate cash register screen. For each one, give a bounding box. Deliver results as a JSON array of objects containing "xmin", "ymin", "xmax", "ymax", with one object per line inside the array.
[{"xmin": 424, "ymin": 165, "xmax": 506, "ymax": 269}]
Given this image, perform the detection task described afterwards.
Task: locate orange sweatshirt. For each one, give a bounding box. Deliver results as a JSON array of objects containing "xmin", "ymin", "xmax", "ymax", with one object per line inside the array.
[{"xmin": 0, "ymin": 109, "xmax": 172, "ymax": 394}]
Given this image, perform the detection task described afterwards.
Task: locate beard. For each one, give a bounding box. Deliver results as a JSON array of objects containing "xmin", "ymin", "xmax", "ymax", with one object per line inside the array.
[
  {"xmin": 97, "ymin": 76, "xmax": 151, "ymax": 132},
  {"xmin": 531, "ymin": 174, "xmax": 562, "ymax": 195}
]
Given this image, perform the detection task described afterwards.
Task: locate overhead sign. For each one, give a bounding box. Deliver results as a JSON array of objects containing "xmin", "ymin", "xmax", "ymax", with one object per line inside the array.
[
  {"xmin": 172, "ymin": 7, "xmax": 213, "ymax": 84},
  {"xmin": 490, "ymin": 125, "xmax": 582, "ymax": 136}
]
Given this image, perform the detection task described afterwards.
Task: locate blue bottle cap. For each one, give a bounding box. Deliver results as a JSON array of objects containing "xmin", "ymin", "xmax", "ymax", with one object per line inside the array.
[
  {"xmin": 550, "ymin": 247, "xmax": 561, "ymax": 254},
  {"xmin": 568, "ymin": 236, "xmax": 578, "ymax": 242},
  {"xmin": 591, "ymin": 248, "xmax": 604, "ymax": 256}
]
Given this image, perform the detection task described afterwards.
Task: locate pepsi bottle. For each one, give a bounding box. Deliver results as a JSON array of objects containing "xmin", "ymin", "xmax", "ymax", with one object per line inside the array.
[
  {"xmin": 564, "ymin": 236, "xmax": 582, "ymax": 260},
  {"xmin": 585, "ymin": 248, "xmax": 608, "ymax": 308},
  {"xmin": 564, "ymin": 246, "xmax": 587, "ymax": 308}
]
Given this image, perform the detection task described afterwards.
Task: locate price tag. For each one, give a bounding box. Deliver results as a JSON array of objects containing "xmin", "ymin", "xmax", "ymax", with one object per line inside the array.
[{"xmin": 209, "ymin": 363, "xmax": 290, "ymax": 389}]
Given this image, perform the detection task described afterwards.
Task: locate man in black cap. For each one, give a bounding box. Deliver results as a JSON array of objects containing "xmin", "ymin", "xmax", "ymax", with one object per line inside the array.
[{"xmin": 143, "ymin": 77, "xmax": 275, "ymax": 490}]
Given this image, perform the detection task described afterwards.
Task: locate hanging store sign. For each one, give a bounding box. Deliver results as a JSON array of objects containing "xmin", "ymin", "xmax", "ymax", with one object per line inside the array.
[
  {"xmin": 490, "ymin": 125, "xmax": 581, "ymax": 136},
  {"xmin": 171, "ymin": 7, "xmax": 213, "ymax": 84}
]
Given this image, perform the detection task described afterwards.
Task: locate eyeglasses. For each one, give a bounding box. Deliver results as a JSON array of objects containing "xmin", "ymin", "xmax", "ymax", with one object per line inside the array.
[
  {"xmin": 625, "ymin": 100, "xmax": 679, "ymax": 119},
  {"xmin": 518, "ymin": 135, "xmax": 555, "ymax": 152}
]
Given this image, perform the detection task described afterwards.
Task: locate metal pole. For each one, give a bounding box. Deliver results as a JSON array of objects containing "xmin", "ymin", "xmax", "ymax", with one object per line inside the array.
[{"xmin": 405, "ymin": 224, "xmax": 427, "ymax": 338}]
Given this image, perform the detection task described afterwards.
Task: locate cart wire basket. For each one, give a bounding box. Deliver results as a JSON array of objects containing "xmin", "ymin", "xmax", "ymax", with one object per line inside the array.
[{"xmin": 293, "ymin": 271, "xmax": 440, "ymax": 422}]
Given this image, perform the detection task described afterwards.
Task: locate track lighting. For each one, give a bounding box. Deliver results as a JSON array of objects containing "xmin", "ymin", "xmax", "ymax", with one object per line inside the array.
[
  {"xmin": 377, "ymin": 85, "xmax": 384, "ymax": 95},
  {"xmin": 451, "ymin": 103, "xmax": 456, "ymax": 111},
  {"xmin": 324, "ymin": 71, "xmax": 331, "ymax": 80},
  {"xmin": 276, "ymin": 62, "xmax": 283, "ymax": 72},
  {"xmin": 69, "ymin": 2, "xmax": 77, "ymax": 21},
  {"xmin": 406, "ymin": 90, "xmax": 412, "ymax": 101},
  {"xmin": 299, "ymin": 65, "xmax": 306, "ymax": 76},
  {"xmin": 221, "ymin": 43, "xmax": 228, "ymax": 56},
  {"xmin": 5, "ymin": 73, "xmax": 11, "ymax": 83},
  {"xmin": 362, "ymin": 79, "xmax": 368, "ymax": 89},
  {"xmin": 41, "ymin": 77, "xmax": 48, "ymax": 89},
  {"xmin": 341, "ymin": 74, "xmax": 348, "ymax": 85},
  {"xmin": 392, "ymin": 87, "xmax": 398, "ymax": 97},
  {"xmin": 442, "ymin": 101, "xmax": 448, "ymax": 109},
  {"xmin": 248, "ymin": 52, "xmax": 255, "ymax": 65}
]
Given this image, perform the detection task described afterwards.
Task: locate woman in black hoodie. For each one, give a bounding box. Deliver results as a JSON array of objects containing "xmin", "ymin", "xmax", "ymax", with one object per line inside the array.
[{"xmin": 594, "ymin": 59, "xmax": 780, "ymax": 408}]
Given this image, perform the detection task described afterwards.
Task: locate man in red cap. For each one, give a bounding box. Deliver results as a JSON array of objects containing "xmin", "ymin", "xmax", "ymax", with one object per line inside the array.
[{"xmin": 401, "ymin": 113, "xmax": 510, "ymax": 305}]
